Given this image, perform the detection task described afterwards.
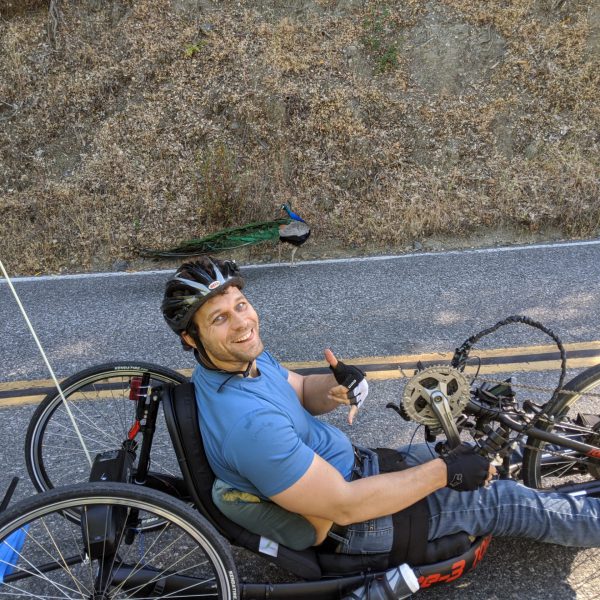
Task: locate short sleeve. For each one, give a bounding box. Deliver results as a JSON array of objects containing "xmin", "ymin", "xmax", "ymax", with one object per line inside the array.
[
  {"xmin": 223, "ymin": 408, "xmax": 314, "ymax": 497},
  {"xmin": 261, "ymin": 351, "xmax": 289, "ymax": 379}
]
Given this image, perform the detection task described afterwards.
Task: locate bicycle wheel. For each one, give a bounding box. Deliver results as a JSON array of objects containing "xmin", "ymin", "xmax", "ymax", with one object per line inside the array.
[
  {"xmin": 0, "ymin": 482, "xmax": 238, "ymax": 599},
  {"xmin": 522, "ymin": 363, "xmax": 600, "ymax": 489},
  {"xmin": 25, "ymin": 362, "xmax": 188, "ymax": 493}
]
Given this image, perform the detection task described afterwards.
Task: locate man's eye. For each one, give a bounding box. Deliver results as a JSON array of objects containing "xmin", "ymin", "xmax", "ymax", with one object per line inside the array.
[
  {"xmin": 236, "ymin": 302, "xmax": 247, "ymax": 311},
  {"xmin": 213, "ymin": 315, "xmax": 226, "ymax": 324}
]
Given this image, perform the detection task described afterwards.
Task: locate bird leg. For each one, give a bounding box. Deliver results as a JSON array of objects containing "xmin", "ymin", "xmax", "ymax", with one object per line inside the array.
[{"xmin": 290, "ymin": 246, "xmax": 298, "ymax": 267}]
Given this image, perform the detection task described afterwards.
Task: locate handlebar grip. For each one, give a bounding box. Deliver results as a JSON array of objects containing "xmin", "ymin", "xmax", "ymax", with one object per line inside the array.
[{"xmin": 478, "ymin": 425, "xmax": 510, "ymax": 457}]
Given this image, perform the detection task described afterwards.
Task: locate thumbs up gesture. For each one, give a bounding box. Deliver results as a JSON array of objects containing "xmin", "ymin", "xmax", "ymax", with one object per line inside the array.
[{"xmin": 324, "ymin": 349, "xmax": 369, "ymax": 425}]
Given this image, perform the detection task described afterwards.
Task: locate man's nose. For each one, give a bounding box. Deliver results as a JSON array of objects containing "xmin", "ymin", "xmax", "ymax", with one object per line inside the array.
[{"xmin": 231, "ymin": 312, "xmax": 247, "ymax": 329}]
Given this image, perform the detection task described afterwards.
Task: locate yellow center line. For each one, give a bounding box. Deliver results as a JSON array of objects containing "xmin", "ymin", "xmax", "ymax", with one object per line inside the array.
[
  {"xmin": 365, "ymin": 357, "xmax": 600, "ymax": 380},
  {"xmin": 283, "ymin": 340, "xmax": 600, "ymax": 370},
  {"xmin": 1, "ymin": 341, "xmax": 600, "ymax": 408}
]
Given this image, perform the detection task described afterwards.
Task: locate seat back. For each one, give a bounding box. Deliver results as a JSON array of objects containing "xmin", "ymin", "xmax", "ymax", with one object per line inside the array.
[{"xmin": 160, "ymin": 382, "xmax": 323, "ymax": 579}]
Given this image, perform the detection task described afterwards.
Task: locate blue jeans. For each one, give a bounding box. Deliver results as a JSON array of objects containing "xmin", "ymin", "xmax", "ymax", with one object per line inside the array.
[
  {"xmin": 331, "ymin": 447, "xmax": 395, "ymax": 554},
  {"xmin": 403, "ymin": 443, "xmax": 600, "ymax": 547}
]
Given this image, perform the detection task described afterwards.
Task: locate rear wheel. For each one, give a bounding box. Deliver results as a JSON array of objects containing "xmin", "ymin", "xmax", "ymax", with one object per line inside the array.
[
  {"xmin": 522, "ymin": 364, "xmax": 600, "ymax": 490},
  {"xmin": 25, "ymin": 362, "xmax": 188, "ymax": 493},
  {"xmin": 0, "ymin": 482, "xmax": 238, "ymax": 599}
]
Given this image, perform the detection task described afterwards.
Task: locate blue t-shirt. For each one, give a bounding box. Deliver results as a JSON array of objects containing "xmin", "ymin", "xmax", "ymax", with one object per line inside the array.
[{"xmin": 192, "ymin": 351, "xmax": 354, "ymax": 498}]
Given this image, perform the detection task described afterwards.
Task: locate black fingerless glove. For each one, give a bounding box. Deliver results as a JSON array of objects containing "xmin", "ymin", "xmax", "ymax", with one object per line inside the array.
[
  {"xmin": 329, "ymin": 360, "xmax": 368, "ymax": 407},
  {"xmin": 329, "ymin": 360, "xmax": 365, "ymax": 390},
  {"xmin": 441, "ymin": 443, "xmax": 490, "ymax": 492}
]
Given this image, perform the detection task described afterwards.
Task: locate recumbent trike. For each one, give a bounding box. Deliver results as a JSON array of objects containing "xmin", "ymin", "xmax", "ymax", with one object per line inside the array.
[{"xmin": 2, "ymin": 316, "xmax": 600, "ymax": 599}]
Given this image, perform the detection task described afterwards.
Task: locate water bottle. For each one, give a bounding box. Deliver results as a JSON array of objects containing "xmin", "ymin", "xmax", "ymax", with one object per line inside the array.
[{"xmin": 343, "ymin": 563, "xmax": 420, "ymax": 599}]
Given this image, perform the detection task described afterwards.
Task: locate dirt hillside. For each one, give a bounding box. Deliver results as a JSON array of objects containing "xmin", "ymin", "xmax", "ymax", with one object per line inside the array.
[{"xmin": 0, "ymin": 0, "xmax": 598, "ymax": 275}]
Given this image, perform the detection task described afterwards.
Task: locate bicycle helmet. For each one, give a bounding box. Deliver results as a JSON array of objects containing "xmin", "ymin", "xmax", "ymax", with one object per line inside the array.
[{"xmin": 162, "ymin": 257, "xmax": 244, "ymax": 336}]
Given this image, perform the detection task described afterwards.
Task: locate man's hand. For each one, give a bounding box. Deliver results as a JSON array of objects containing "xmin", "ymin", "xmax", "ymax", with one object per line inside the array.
[
  {"xmin": 324, "ymin": 349, "xmax": 368, "ymax": 425},
  {"xmin": 441, "ymin": 443, "xmax": 495, "ymax": 492}
]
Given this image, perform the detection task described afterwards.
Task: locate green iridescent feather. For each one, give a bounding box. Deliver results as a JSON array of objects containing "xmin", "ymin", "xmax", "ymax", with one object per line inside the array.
[{"xmin": 141, "ymin": 218, "xmax": 291, "ymax": 258}]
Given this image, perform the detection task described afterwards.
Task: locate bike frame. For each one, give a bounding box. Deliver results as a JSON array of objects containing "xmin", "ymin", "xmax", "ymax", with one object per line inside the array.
[
  {"xmin": 4, "ymin": 361, "xmax": 597, "ymax": 599},
  {"xmin": 507, "ymin": 417, "xmax": 600, "ymax": 461}
]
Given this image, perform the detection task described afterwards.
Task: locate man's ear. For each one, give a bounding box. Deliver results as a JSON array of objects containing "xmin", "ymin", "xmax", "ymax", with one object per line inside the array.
[{"xmin": 181, "ymin": 331, "xmax": 197, "ymax": 349}]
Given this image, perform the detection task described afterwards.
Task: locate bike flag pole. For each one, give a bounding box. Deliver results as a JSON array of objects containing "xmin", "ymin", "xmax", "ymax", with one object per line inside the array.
[{"xmin": 0, "ymin": 260, "xmax": 92, "ymax": 466}]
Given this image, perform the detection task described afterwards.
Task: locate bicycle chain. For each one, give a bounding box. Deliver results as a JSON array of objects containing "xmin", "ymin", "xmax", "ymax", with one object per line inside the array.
[
  {"xmin": 400, "ymin": 369, "xmax": 600, "ymax": 406},
  {"xmin": 466, "ymin": 374, "xmax": 600, "ymax": 400}
]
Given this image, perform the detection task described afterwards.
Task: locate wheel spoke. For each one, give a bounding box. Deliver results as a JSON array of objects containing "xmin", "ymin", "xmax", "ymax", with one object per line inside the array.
[
  {"xmin": 26, "ymin": 364, "xmax": 186, "ymax": 525},
  {"xmin": 0, "ymin": 483, "xmax": 236, "ymax": 600},
  {"xmin": 522, "ymin": 365, "xmax": 600, "ymax": 490}
]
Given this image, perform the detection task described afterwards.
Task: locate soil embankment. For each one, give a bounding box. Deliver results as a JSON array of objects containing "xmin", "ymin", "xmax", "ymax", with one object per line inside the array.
[{"xmin": 0, "ymin": 0, "xmax": 598, "ymax": 275}]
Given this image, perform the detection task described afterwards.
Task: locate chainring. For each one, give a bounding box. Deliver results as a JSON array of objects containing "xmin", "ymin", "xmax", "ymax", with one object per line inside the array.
[{"xmin": 401, "ymin": 365, "xmax": 470, "ymax": 427}]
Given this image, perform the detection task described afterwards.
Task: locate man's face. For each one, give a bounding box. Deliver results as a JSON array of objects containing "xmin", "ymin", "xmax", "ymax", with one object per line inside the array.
[{"xmin": 183, "ymin": 286, "xmax": 264, "ymax": 371}]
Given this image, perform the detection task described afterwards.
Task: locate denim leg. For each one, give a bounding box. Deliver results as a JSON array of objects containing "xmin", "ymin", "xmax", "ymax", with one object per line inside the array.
[
  {"xmin": 427, "ymin": 481, "xmax": 600, "ymax": 547},
  {"xmin": 331, "ymin": 447, "xmax": 395, "ymax": 554},
  {"xmin": 398, "ymin": 442, "xmax": 438, "ymax": 467},
  {"xmin": 399, "ymin": 443, "xmax": 600, "ymax": 547}
]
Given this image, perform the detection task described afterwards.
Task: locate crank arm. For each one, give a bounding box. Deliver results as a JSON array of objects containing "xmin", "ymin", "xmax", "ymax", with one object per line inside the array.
[{"xmin": 430, "ymin": 391, "xmax": 461, "ymax": 448}]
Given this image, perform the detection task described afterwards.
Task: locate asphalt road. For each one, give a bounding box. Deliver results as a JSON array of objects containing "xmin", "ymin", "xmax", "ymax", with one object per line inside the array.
[
  {"xmin": 2, "ymin": 239, "xmax": 600, "ymax": 381},
  {"xmin": 1, "ymin": 240, "xmax": 600, "ymax": 599}
]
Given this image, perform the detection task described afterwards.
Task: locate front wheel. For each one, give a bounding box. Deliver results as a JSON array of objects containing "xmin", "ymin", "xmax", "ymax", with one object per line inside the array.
[
  {"xmin": 0, "ymin": 482, "xmax": 238, "ymax": 599},
  {"xmin": 25, "ymin": 362, "xmax": 188, "ymax": 493},
  {"xmin": 522, "ymin": 363, "xmax": 600, "ymax": 490}
]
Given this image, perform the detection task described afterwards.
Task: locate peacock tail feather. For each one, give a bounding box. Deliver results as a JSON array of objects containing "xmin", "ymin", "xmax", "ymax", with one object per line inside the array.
[{"xmin": 141, "ymin": 218, "xmax": 291, "ymax": 258}]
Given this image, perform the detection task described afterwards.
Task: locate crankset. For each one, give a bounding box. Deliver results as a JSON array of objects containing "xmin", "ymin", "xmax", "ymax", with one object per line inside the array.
[{"xmin": 400, "ymin": 365, "xmax": 470, "ymax": 447}]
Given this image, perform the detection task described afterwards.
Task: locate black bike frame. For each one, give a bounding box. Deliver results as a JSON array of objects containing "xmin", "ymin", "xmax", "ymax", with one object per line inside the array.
[{"xmin": 496, "ymin": 411, "xmax": 600, "ymax": 463}]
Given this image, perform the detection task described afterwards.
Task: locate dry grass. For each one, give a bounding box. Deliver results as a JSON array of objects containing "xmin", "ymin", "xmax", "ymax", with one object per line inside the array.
[{"xmin": 0, "ymin": 0, "xmax": 598, "ymax": 275}]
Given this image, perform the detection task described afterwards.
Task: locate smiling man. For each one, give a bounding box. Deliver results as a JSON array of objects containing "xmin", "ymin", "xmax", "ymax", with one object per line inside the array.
[
  {"xmin": 162, "ymin": 258, "xmax": 372, "ymax": 545},
  {"xmin": 162, "ymin": 257, "xmax": 600, "ymax": 574},
  {"xmin": 183, "ymin": 283, "xmax": 264, "ymax": 375}
]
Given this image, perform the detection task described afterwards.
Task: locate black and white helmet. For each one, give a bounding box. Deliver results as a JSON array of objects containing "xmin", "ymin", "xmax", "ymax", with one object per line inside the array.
[{"xmin": 162, "ymin": 258, "xmax": 244, "ymax": 335}]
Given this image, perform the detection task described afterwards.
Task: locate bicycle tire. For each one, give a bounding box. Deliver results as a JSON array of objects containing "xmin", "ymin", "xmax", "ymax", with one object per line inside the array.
[
  {"xmin": 0, "ymin": 481, "xmax": 239, "ymax": 599},
  {"xmin": 522, "ymin": 363, "xmax": 600, "ymax": 489},
  {"xmin": 25, "ymin": 362, "xmax": 188, "ymax": 494}
]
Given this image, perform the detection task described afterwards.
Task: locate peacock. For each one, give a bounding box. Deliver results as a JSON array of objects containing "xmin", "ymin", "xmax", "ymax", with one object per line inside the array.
[
  {"xmin": 278, "ymin": 203, "xmax": 311, "ymax": 266},
  {"xmin": 141, "ymin": 203, "xmax": 310, "ymax": 265}
]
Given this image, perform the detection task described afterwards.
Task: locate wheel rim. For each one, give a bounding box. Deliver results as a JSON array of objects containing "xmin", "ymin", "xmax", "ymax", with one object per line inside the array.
[
  {"xmin": 0, "ymin": 488, "xmax": 234, "ymax": 599},
  {"xmin": 28, "ymin": 369, "xmax": 184, "ymax": 493},
  {"xmin": 527, "ymin": 374, "xmax": 600, "ymax": 490}
]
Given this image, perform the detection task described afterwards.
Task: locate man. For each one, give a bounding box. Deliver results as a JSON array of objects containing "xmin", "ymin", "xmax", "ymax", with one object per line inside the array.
[{"xmin": 162, "ymin": 257, "xmax": 600, "ymax": 560}]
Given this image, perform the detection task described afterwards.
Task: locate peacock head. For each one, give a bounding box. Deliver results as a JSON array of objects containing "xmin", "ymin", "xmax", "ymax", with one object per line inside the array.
[{"xmin": 280, "ymin": 202, "xmax": 306, "ymax": 223}]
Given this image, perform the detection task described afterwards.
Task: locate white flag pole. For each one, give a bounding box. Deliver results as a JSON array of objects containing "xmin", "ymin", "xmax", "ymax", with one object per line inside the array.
[{"xmin": 0, "ymin": 260, "xmax": 92, "ymax": 466}]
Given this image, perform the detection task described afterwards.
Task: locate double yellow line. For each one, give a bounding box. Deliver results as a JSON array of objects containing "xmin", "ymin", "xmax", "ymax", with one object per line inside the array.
[
  {"xmin": 285, "ymin": 340, "xmax": 600, "ymax": 380},
  {"xmin": 1, "ymin": 341, "xmax": 600, "ymax": 408}
]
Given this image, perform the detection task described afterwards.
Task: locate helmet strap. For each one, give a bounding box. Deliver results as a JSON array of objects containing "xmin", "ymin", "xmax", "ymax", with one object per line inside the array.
[
  {"xmin": 187, "ymin": 325, "xmax": 255, "ymax": 385},
  {"xmin": 187, "ymin": 327, "xmax": 217, "ymax": 370}
]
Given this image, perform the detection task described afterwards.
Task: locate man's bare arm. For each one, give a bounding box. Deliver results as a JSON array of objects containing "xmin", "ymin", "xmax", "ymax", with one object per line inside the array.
[
  {"xmin": 271, "ymin": 453, "xmax": 448, "ymax": 526},
  {"xmin": 288, "ymin": 370, "xmax": 349, "ymax": 415},
  {"xmin": 287, "ymin": 348, "xmax": 363, "ymax": 423}
]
